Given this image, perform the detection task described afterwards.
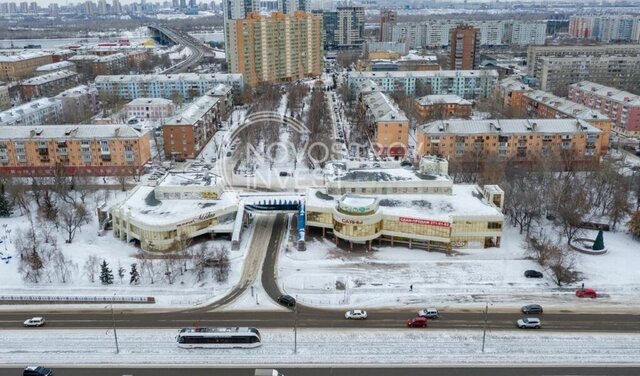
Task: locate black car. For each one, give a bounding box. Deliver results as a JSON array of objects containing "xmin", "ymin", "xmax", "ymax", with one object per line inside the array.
[
  {"xmin": 24, "ymin": 366, "xmax": 53, "ymax": 376},
  {"xmin": 277, "ymin": 294, "xmax": 296, "ymax": 307},
  {"xmin": 521, "ymin": 304, "xmax": 543, "ymax": 314},
  {"xmin": 524, "ymin": 270, "xmax": 543, "ymax": 278}
]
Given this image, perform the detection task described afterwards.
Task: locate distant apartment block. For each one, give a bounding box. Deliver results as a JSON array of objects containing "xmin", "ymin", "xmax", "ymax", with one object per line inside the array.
[
  {"xmin": 522, "ymin": 89, "xmax": 611, "ymax": 150},
  {"xmin": 379, "ymin": 9, "xmax": 398, "ymax": 42},
  {"xmin": 54, "ymin": 85, "xmax": 101, "ymax": 123},
  {"xmin": 416, "ymin": 95, "xmax": 472, "ymax": 120},
  {"xmin": 205, "ymin": 84, "xmax": 234, "ymax": 120},
  {"xmin": 336, "ymin": 6, "xmax": 365, "ymax": 48},
  {"xmin": 569, "ymin": 15, "xmax": 640, "ymax": 42},
  {"xmin": 95, "ymin": 73, "xmax": 244, "ymax": 101},
  {"xmin": 125, "ymin": 98, "xmax": 176, "ymax": 121},
  {"xmin": 417, "ymin": 119, "xmax": 605, "ymax": 168},
  {"xmin": 225, "ymin": 11, "xmax": 322, "ymax": 86},
  {"xmin": 19, "ymin": 70, "xmax": 79, "ymax": 101},
  {"xmin": 163, "ymin": 94, "xmax": 221, "ymax": 159},
  {"xmin": 0, "ymin": 51, "xmax": 53, "ymax": 81},
  {"xmin": 494, "ymin": 76, "xmax": 532, "ymax": 111},
  {"xmin": 35, "ymin": 61, "xmax": 76, "ymax": 75},
  {"xmin": 0, "ymin": 124, "xmax": 151, "ymax": 176},
  {"xmin": 348, "ymin": 70, "xmax": 498, "ymax": 99},
  {"xmin": 92, "ymin": 53, "xmax": 128, "ymax": 75},
  {"xmin": 450, "ymin": 25, "xmax": 480, "ymax": 70},
  {"xmin": 360, "ymin": 91, "xmax": 409, "ymax": 158},
  {"xmin": 312, "ymin": 10, "xmax": 338, "ymax": 50},
  {"xmin": 526, "ymin": 44, "xmax": 640, "ymax": 78},
  {"xmin": 0, "ymin": 83, "xmax": 9, "ymax": 110},
  {"xmin": 0, "ymin": 98, "xmax": 63, "ymax": 126},
  {"xmin": 537, "ymin": 55, "xmax": 640, "ymax": 96},
  {"xmin": 569, "ymin": 81, "xmax": 640, "ymax": 136}
]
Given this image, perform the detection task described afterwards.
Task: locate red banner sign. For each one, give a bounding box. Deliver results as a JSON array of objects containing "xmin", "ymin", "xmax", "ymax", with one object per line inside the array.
[{"xmin": 399, "ymin": 217, "xmax": 450, "ymax": 228}]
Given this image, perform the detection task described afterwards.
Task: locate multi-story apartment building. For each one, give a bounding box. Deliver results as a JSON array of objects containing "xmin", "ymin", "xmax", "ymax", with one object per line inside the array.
[
  {"xmin": 125, "ymin": 98, "xmax": 176, "ymax": 121},
  {"xmin": 205, "ymin": 84, "xmax": 234, "ymax": 120},
  {"xmin": 379, "ymin": 9, "xmax": 398, "ymax": 42},
  {"xmin": 336, "ymin": 6, "xmax": 365, "ymax": 48},
  {"xmin": 415, "ymin": 95, "xmax": 472, "ymax": 120},
  {"xmin": 494, "ymin": 76, "xmax": 532, "ymax": 111},
  {"xmin": 569, "ymin": 15, "xmax": 640, "ymax": 42},
  {"xmin": 92, "ymin": 53, "xmax": 128, "ymax": 75},
  {"xmin": 387, "ymin": 20, "xmax": 546, "ymax": 49},
  {"xmin": 450, "ymin": 25, "xmax": 480, "ymax": 70},
  {"xmin": 0, "ymin": 83, "xmax": 10, "ymax": 110},
  {"xmin": 0, "ymin": 98, "xmax": 63, "ymax": 126},
  {"xmin": 537, "ymin": 55, "xmax": 640, "ymax": 96},
  {"xmin": 19, "ymin": 70, "xmax": 79, "ymax": 101},
  {"xmin": 0, "ymin": 51, "xmax": 53, "ymax": 81},
  {"xmin": 526, "ymin": 44, "xmax": 640, "ymax": 78},
  {"xmin": 569, "ymin": 81, "xmax": 640, "ymax": 135},
  {"xmin": 223, "ymin": 0, "xmax": 259, "ymax": 19},
  {"xmin": 35, "ymin": 61, "xmax": 76, "ymax": 75},
  {"xmin": 360, "ymin": 91, "xmax": 409, "ymax": 158},
  {"xmin": 312, "ymin": 9, "xmax": 338, "ymax": 50},
  {"xmin": 348, "ymin": 70, "xmax": 498, "ymax": 98},
  {"xmin": 225, "ymin": 11, "xmax": 322, "ymax": 87},
  {"xmin": 54, "ymin": 85, "xmax": 101, "ymax": 124},
  {"xmin": 0, "ymin": 124, "xmax": 151, "ymax": 176},
  {"xmin": 277, "ymin": 0, "xmax": 308, "ymax": 14},
  {"xmin": 416, "ymin": 119, "xmax": 605, "ymax": 168},
  {"xmin": 95, "ymin": 73, "xmax": 244, "ymax": 101},
  {"xmin": 163, "ymin": 94, "xmax": 221, "ymax": 159},
  {"xmin": 522, "ymin": 90, "xmax": 611, "ymax": 150}
]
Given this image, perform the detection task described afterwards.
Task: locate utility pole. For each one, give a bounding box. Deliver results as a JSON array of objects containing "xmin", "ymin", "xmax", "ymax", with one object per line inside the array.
[
  {"xmin": 111, "ymin": 293, "xmax": 120, "ymax": 354},
  {"xmin": 293, "ymin": 305, "xmax": 298, "ymax": 354},
  {"xmin": 481, "ymin": 302, "xmax": 488, "ymax": 353}
]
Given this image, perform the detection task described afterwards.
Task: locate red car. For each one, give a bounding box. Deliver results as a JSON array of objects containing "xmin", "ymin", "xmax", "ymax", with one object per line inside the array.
[
  {"xmin": 407, "ymin": 316, "xmax": 427, "ymax": 328},
  {"xmin": 576, "ymin": 288, "xmax": 597, "ymax": 298}
]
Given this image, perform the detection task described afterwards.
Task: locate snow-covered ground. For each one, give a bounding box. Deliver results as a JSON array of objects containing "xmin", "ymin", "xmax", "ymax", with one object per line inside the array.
[
  {"xmin": 279, "ymin": 224, "xmax": 640, "ymax": 312},
  {"xmin": 0, "ymin": 328, "xmax": 638, "ymax": 365}
]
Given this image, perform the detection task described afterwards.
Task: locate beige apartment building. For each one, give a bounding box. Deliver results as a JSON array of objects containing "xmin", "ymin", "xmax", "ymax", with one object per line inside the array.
[
  {"xmin": 0, "ymin": 124, "xmax": 151, "ymax": 176},
  {"xmin": 0, "ymin": 51, "xmax": 53, "ymax": 81},
  {"xmin": 225, "ymin": 11, "xmax": 322, "ymax": 87},
  {"xmin": 360, "ymin": 91, "xmax": 409, "ymax": 158},
  {"xmin": 417, "ymin": 119, "xmax": 605, "ymax": 169}
]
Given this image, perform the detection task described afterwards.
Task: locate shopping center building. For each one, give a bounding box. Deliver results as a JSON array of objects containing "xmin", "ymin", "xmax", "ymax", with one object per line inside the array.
[
  {"xmin": 110, "ymin": 171, "xmax": 240, "ymax": 252},
  {"xmin": 305, "ymin": 157, "xmax": 504, "ymax": 250}
]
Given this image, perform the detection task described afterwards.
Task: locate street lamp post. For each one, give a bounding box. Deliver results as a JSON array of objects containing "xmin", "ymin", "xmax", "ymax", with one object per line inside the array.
[
  {"xmin": 481, "ymin": 302, "xmax": 490, "ymax": 353},
  {"xmin": 110, "ymin": 293, "xmax": 119, "ymax": 354}
]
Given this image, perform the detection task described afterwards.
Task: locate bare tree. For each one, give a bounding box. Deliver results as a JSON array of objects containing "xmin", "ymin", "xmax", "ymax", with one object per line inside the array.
[
  {"xmin": 52, "ymin": 246, "xmax": 77, "ymax": 283},
  {"xmin": 193, "ymin": 243, "xmax": 207, "ymax": 283},
  {"xmin": 525, "ymin": 234, "xmax": 580, "ymax": 286},
  {"xmin": 83, "ymin": 254, "xmax": 100, "ymax": 283},
  {"xmin": 58, "ymin": 201, "xmax": 90, "ymax": 244},
  {"xmin": 163, "ymin": 253, "xmax": 180, "ymax": 284},
  {"xmin": 212, "ymin": 245, "xmax": 230, "ymax": 282},
  {"xmin": 139, "ymin": 251, "xmax": 158, "ymax": 284},
  {"xmin": 36, "ymin": 216, "xmax": 56, "ymax": 244}
]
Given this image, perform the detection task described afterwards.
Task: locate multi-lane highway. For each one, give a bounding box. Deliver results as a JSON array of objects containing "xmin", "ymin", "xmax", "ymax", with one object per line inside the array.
[{"xmin": 151, "ymin": 25, "xmax": 207, "ymax": 74}]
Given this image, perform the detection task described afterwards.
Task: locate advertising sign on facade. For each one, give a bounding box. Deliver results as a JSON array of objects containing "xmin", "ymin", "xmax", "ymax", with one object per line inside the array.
[{"xmin": 399, "ymin": 217, "xmax": 451, "ymax": 228}]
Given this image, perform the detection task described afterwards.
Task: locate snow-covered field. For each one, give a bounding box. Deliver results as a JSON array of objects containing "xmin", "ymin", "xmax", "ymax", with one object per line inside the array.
[
  {"xmin": 279, "ymin": 224, "xmax": 640, "ymax": 312},
  {"xmin": 0, "ymin": 328, "xmax": 638, "ymax": 365}
]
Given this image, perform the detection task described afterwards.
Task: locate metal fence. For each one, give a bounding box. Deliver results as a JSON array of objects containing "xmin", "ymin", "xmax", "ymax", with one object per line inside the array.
[{"xmin": 0, "ymin": 295, "xmax": 155, "ymax": 304}]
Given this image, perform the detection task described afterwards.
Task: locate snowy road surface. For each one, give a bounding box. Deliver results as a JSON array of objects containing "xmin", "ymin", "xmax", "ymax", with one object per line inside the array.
[{"xmin": 0, "ymin": 328, "xmax": 639, "ymax": 365}]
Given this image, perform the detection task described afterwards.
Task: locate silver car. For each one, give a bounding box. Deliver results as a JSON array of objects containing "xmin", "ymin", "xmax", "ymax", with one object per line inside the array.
[{"xmin": 517, "ymin": 317, "xmax": 541, "ymax": 329}]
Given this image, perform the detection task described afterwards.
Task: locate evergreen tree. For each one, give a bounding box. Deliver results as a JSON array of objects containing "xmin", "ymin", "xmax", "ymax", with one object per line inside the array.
[
  {"xmin": 592, "ymin": 230, "xmax": 605, "ymax": 251},
  {"xmin": 129, "ymin": 263, "xmax": 140, "ymax": 285},
  {"xmin": 0, "ymin": 192, "xmax": 12, "ymax": 217},
  {"xmin": 99, "ymin": 260, "xmax": 114, "ymax": 285}
]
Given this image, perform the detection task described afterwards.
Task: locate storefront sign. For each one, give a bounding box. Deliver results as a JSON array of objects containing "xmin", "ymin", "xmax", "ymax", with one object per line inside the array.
[
  {"xmin": 399, "ymin": 217, "xmax": 450, "ymax": 228},
  {"xmin": 201, "ymin": 191, "xmax": 219, "ymax": 200},
  {"xmin": 451, "ymin": 241, "xmax": 467, "ymax": 248},
  {"xmin": 177, "ymin": 212, "xmax": 216, "ymax": 227},
  {"xmin": 341, "ymin": 206, "xmax": 368, "ymax": 214},
  {"xmin": 340, "ymin": 218, "xmax": 364, "ymax": 225}
]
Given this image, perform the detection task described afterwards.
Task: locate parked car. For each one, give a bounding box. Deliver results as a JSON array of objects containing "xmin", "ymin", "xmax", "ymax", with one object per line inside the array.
[
  {"xmin": 418, "ymin": 308, "xmax": 439, "ymax": 319},
  {"xmin": 524, "ymin": 270, "xmax": 543, "ymax": 278},
  {"xmin": 407, "ymin": 316, "xmax": 427, "ymax": 328},
  {"xmin": 521, "ymin": 304, "xmax": 543, "ymax": 314},
  {"xmin": 344, "ymin": 309, "xmax": 368, "ymax": 320},
  {"xmin": 279, "ymin": 171, "xmax": 290, "ymax": 177},
  {"xmin": 23, "ymin": 317, "xmax": 46, "ymax": 327},
  {"xmin": 277, "ymin": 294, "xmax": 296, "ymax": 307},
  {"xmin": 576, "ymin": 288, "xmax": 597, "ymax": 298},
  {"xmin": 23, "ymin": 366, "xmax": 53, "ymax": 376},
  {"xmin": 516, "ymin": 317, "xmax": 541, "ymax": 329}
]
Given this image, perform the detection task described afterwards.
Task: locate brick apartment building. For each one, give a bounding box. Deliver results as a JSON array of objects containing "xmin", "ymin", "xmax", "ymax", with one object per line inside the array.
[
  {"xmin": 19, "ymin": 70, "xmax": 79, "ymax": 101},
  {"xmin": 163, "ymin": 94, "xmax": 221, "ymax": 159},
  {"xmin": 360, "ymin": 91, "xmax": 409, "ymax": 157},
  {"xmin": 416, "ymin": 94, "xmax": 472, "ymax": 120},
  {"xmin": 0, "ymin": 51, "xmax": 53, "ymax": 81}
]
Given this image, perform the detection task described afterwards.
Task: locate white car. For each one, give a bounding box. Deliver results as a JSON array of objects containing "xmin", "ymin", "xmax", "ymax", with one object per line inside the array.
[
  {"xmin": 23, "ymin": 317, "xmax": 46, "ymax": 327},
  {"xmin": 418, "ymin": 308, "xmax": 439, "ymax": 319},
  {"xmin": 344, "ymin": 309, "xmax": 368, "ymax": 320},
  {"xmin": 516, "ymin": 317, "xmax": 541, "ymax": 329}
]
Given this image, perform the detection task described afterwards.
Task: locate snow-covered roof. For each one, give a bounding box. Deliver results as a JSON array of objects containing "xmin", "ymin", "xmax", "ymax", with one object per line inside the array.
[
  {"xmin": 20, "ymin": 70, "xmax": 77, "ymax": 86},
  {"xmin": 95, "ymin": 73, "xmax": 243, "ymax": 84},
  {"xmin": 419, "ymin": 118, "xmax": 602, "ymax": 135},
  {"xmin": 126, "ymin": 97, "xmax": 174, "ymax": 107},
  {"xmin": 35, "ymin": 60, "xmax": 76, "ymax": 72},
  {"xmin": 326, "ymin": 166, "xmax": 449, "ymax": 183},
  {"xmin": 497, "ymin": 76, "xmax": 532, "ymax": 92},
  {"xmin": 0, "ymin": 124, "xmax": 145, "ymax": 140},
  {"xmin": 94, "ymin": 53, "xmax": 127, "ymax": 63},
  {"xmin": 116, "ymin": 186, "xmax": 238, "ymax": 227},
  {"xmin": 0, "ymin": 51, "xmax": 51, "ymax": 62},
  {"xmin": 307, "ymin": 185, "xmax": 503, "ymax": 221},
  {"xmin": 524, "ymin": 90, "xmax": 609, "ymax": 120},
  {"xmin": 416, "ymin": 95, "xmax": 471, "ymax": 106},
  {"xmin": 206, "ymin": 83, "xmax": 233, "ymax": 97},
  {"xmin": 362, "ymin": 91, "xmax": 408, "ymax": 123},
  {"xmin": 0, "ymin": 98, "xmax": 61, "ymax": 124},
  {"xmin": 55, "ymin": 84, "xmax": 96, "ymax": 99},
  {"xmin": 570, "ymin": 81, "xmax": 640, "ymax": 106},
  {"xmin": 159, "ymin": 172, "xmax": 218, "ymax": 188},
  {"xmin": 351, "ymin": 70, "xmax": 498, "ymax": 79},
  {"xmin": 68, "ymin": 55, "xmax": 100, "ymax": 62},
  {"xmin": 357, "ymin": 79, "xmax": 380, "ymax": 94},
  {"xmin": 165, "ymin": 95, "xmax": 219, "ymax": 125}
]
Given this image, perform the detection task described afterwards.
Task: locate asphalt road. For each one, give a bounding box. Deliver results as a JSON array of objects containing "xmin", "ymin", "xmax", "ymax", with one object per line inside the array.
[{"xmin": 3, "ymin": 366, "xmax": 640, "ymax": 376}]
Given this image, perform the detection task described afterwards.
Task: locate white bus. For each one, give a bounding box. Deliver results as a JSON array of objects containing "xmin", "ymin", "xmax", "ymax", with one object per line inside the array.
[{"xmin": 176, "ymin": 327, "xmax": 262, "ymax": 349}]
